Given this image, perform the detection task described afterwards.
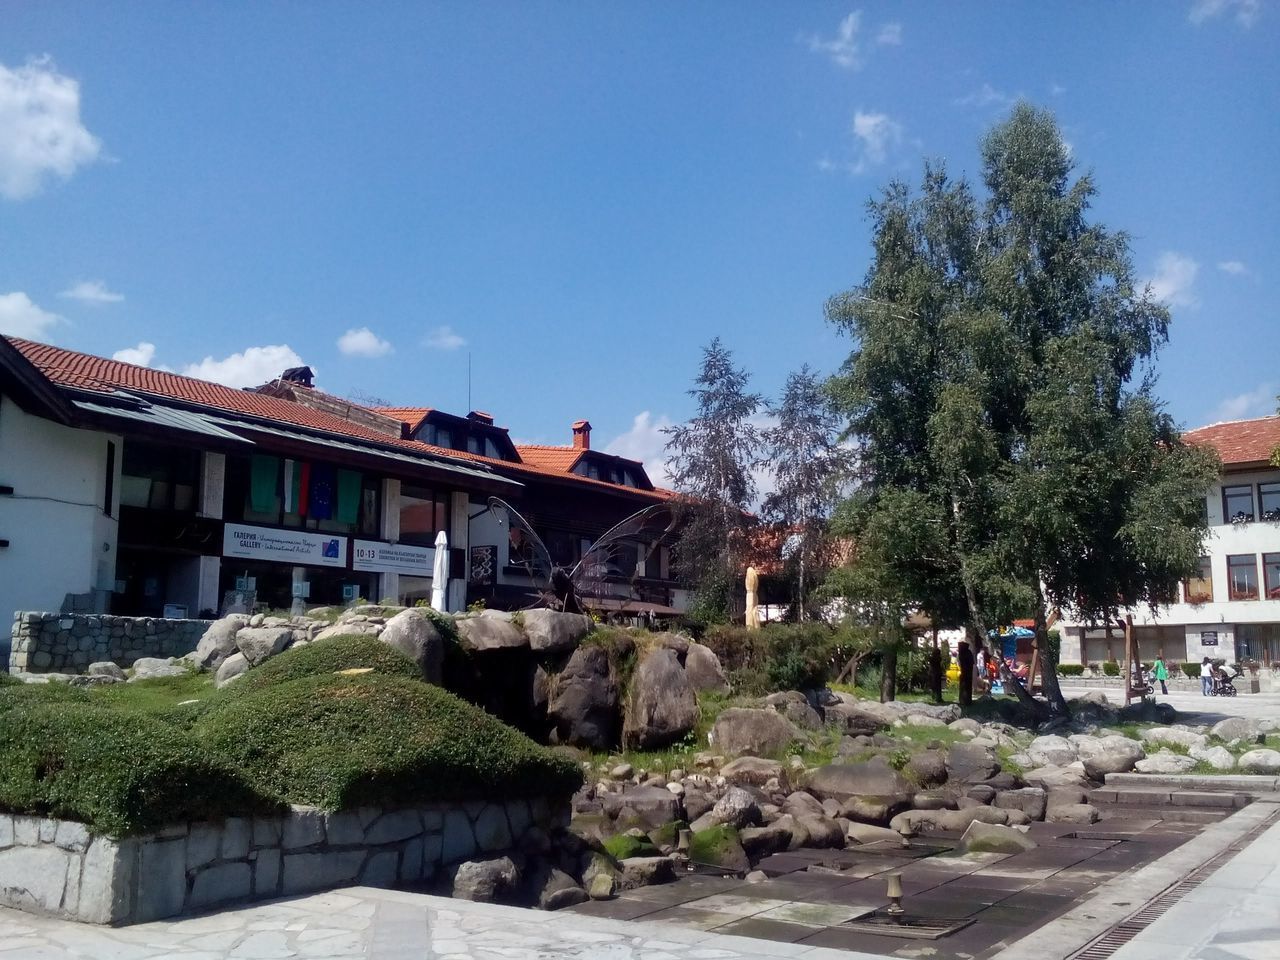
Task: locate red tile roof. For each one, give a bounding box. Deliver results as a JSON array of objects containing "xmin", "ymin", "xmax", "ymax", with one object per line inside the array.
[
  {"xmin": 372, "ymin": 407, "xmax": 433, "ymax": 432},
  {"xmin": 1184, "ymin": 415, "xmax": 1280, "ymax": 468},
  {"xmin": 516, "ymin": 444, "xmax": 584, "ymax": 472},
  {"xmin": 6, "ymin": 337, "xmax": 673, "ymax": 501}
]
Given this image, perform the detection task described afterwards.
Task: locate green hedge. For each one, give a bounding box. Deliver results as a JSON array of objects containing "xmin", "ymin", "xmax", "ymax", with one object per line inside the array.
[
  {"xmin": 194, "ymin": 671, "xmax": 583, "ymax": 810},
  {"xmin": 1181, "ymin": 662, "xmax": 1201, "ymax": 678},
  {"xmin": 700, "ymin": 623, "xmax": 837, "ymax": 694},
  {"xmin": 1101, "ymin": 661, "xmax": 1120, "ymax": 677},
  {"xmin": 0, "ymin": 702, "xmax": 280, "ymax": 836},
  {"xmin": 1058, "ymin": 664, "xmax": 1085, "ymax": 677},
  {"xmin": 216, "ymin": 633, "xmax": 423, "ymax": 700}
]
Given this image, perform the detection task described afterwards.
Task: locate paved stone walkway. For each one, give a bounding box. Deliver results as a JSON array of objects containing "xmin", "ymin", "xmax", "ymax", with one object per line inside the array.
[{"xmin": 1066, "ymin": 687, "xmax": 1280, "ymax": 724}]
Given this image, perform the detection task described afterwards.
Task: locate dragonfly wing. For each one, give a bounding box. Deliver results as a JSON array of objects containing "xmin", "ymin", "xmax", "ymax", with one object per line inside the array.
[{"xmin": 486, "ymin": 497, "xmax": 554, "ymax": 589}]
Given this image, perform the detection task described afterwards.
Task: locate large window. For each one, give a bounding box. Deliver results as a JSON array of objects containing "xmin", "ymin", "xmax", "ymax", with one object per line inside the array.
[
  {"xmin": 120, "ymin": 441, "xmax": 200, "ymax": 512},
  {"xmin": 1183, "ymin": 556, "xmax": 1213, "ymax": 604},
  {"xmin": 1223, "ymin": 485, "xmax": 1255, "ymax": 524},
  {"xmin": 1265, "ymin": 553, "xmax": 1280, "ymax": 601},
  {"xmin": 1227, "ymin": 554, "xmax": 1259, "ymax": 601},
  {"xmin": 1260, "ymin": 483, "xmax": 1280, "ymax": 523},
  {"xmin": 225, "ymin": 455, "xmax": 380, "ymax": 537},
  {"xmin": 400, "ymin": 484, "xmax": 449, "ymax": 547}
]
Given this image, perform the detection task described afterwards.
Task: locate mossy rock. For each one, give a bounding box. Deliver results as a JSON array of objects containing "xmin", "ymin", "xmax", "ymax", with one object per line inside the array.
[
  {"xmin": 688, "ymin": 824, "xmax": 750, "ymax": 873},
  {"xmin": 647, "ymin": 819, "xmax": 686, "ymax": 851},
  {"xmin": 604, "ymin": 833, "xmax": 658, "ymax": 861}
]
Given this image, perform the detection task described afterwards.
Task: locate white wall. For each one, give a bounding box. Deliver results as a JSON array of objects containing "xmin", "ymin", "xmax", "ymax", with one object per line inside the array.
[{"xmin": 0, "ymin": 395, "xmax": 122, "ymax": 632}]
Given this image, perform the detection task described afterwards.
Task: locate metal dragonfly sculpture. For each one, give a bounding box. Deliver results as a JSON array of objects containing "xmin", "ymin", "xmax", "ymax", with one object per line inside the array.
[{"xmin": 486, "ymin": 497, "xmax": 679, "ymax": 615}]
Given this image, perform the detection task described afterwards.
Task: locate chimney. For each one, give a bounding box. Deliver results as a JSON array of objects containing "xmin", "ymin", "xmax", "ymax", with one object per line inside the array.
[
  {"xmin": 280, "ymin": 366, "xmax": 315, "ymax": 388},
  {"xmin": 572, "ymin": 419, "xmax": 592, "ymax": 450},
  {"xmin": 467, "ymin": 410, "xmax": 495, "ymax": 426}
]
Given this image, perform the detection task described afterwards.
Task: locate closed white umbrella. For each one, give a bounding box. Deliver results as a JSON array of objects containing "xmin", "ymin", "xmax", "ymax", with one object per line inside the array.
[{"xmin": 431, "ymin": 530, "xmax": 449, "ymax": 612}]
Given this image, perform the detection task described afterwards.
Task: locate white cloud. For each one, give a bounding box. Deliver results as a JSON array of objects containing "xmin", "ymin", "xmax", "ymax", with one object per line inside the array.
[
  {"xmin": 1050, "ymin": 83, "xmax": 1067, "ymax": 96},
  {"xmin": 1189, "ymin": 0, "xmax": 1260, "ymax": 27},
  {"xmin": 1144, "ymin": 252, "xmax": 1200, "ymax": 308},
  {"xmin": 876, "ymin": 22, "xmax": 902, "ymax": 45},
  {"xmin": 0, "ymin": 57, "xmax": 102, "ymax": 200},
  {"xmin": 59, "ymin": 279, "xmax": 123, "ymax": 304},
  {"xmin": 424, "ymin": 325, "xmax": 466, "ymax": 351},
  {"xmin": 955, "ymin": 83, "xmax": 1015, "ymax": 109},
  {"xmin": 336, "ymin": 326, "xmax": 392, "ymax": 358},
  {"xmin": 1212, "ymin": 382, "xmax": 1276, "ymax": 422},
  {"xmin": 604, "ymin": 411, "xmax": 676, "ymax": 487},
  {"xmin": 1217, "ymin": 260, "xmax": 1250, "ymax": 276},
  {"xmin": 0, "ymin": 291, "xmax": 62, "ymax": 339},
  {"xmin": 850, "ymin": 110, "xmax": 903, "ymax": 173},
  {"xmin": 111, "ymin": 342, "xmax": 156, "ymax": 367},
  {"xmin": 807, "ymin": 12, "xmax": 864, "ymax": 69},
  {"xmin": 181, "ymin": 344, "xmax": 304, "ymax": 388}
]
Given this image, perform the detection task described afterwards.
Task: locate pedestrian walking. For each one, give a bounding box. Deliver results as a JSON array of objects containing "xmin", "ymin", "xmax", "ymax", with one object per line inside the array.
[
  {"xmin": 1153, "ymin": 656, "xmax": 1169, "ymax": 696},
  {"xmin": 1200, "ymin": 656, "xmax": 1213, "ymax": 696}
]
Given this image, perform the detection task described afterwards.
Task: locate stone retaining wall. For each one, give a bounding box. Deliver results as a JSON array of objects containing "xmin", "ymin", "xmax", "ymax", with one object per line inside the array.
[
  {"xmin": 8, "ymin": 611, "xmax": 212, "ymax": 674},
  {"xmin": 0, "ymin": 796, "xmax": 565, "ymax": 924}
]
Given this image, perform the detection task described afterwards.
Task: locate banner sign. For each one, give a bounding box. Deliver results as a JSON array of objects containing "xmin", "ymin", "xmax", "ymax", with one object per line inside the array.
[
  {"xmin": 222, "ymin": 523, "xmax": 347, "ymax": 568},
  {"xmin": 352, "ymin": 540, "xmax": 435, "ymax": 575}
]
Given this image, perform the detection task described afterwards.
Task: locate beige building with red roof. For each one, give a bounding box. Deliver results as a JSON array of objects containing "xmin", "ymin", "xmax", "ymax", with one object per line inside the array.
[{"xmin": 1057, "ymin": 413, "xmax": 1280, "ymax": 672}]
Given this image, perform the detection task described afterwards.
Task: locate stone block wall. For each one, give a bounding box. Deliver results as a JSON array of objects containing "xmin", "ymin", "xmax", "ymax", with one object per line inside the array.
[
  {"xmin": 0, "ymin": 796, "xmax": 565, "ymax": 925},
  {"xmin": 8, "ymin": 611, "xmax": 212, "ymax": 674}
]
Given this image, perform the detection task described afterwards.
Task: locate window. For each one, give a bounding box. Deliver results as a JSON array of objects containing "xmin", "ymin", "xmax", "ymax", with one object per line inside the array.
[
  {"xmin": 1227, "ymin": 554, "xmax": 1259, "ymax": 601},
  {"xmin": 1223, "ymin": 485, "xmax": 1254, "ymax": 524},
  {"xmin": 400, "ymin": 484, "xmax": 449, "ymax": 547},
  {"xmin": 544, "ymin": 529, "xmax": 576, "ymax": 567},
  {"xmin": 484, "ymin": 437, "xmax": 500, "ymax": 459},
  {"xmin": 1183, "ymin": 556, "xmax": 1213, "ymax": 604},
  {"xmin": 120, "ymin": 441, "xmax": 200, "ymax": 512},
  {"xmin": 104, "ymin": 441, "xmax": 115, "ymax": 518},
  {"xmin": 467, "ymin": 434, "xmax": 481, "ymax": 455},
  {"xmin": 1260, "ymin": 483, "xmax": 1280, "ymax": 523},
  {"xmin": 1263, "ymin": 553, "xmax": 1280, "ymax": 601}
]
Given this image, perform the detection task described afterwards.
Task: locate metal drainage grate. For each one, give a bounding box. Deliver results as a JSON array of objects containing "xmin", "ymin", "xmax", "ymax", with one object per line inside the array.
[
  {"xmin": 1068, "ymin": 812, "xmax": 1277, "ymax": 960},
  {"xmin": 857, "ymin": 840, "xmax": 955, "ymax": 859},
  {"xmin": 843, "ymin": 910, "xmax": 975, "ymax": 940}
]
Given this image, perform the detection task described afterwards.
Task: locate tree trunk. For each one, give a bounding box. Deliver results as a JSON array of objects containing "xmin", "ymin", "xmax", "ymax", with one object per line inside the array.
[
  {"xmin": 880, "ymin": 643, "xmax": 898, "ymax": 703},
  {"xmin": 957, "ymin": 639, "xmax": 973, "ymax": 709},
  {"xmin": 1034, "ymin": 582, "xmax": 1070, "ymax": 716},
  {"xmin": 929, "ymin": 629, "xmax": 943, "ymax": 704}
]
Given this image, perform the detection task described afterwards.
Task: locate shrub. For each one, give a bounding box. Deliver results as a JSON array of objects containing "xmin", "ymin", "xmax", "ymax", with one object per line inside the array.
[
  {"xmin": 217, "ymin": 634, "xmax": 422, "ymax": 701},
  {"xmin": 1181, "ymin": 662, "xmax": 1201, "ymax": 679},
  {"xmin": 1101, "ymin": 661, "xmax": 1120, "ymax": 677},
  {"xmin": 1058, "ymin": 664, "xmax": 1085, "ymax": 677},
  {"xmin": 0, "ymin": 681, "xmax": 89, "ymax": 711},
  {"xmin": 0, "ymin": 673, "xmax": 23, "ymax": 687},
  {"xmin": 0, "ymin": 702, "xmax": 280, "ymax": 836},
  {"xmin": 195, "ymin": 672, "xmax": 583, "ymax": 810},
  {"xmin": 700, "ymin": 623, "xmax": 836, "ymax": 695}
]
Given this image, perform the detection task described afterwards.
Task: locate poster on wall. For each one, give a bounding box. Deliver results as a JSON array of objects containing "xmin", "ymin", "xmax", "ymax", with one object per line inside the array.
[
  {"xmin": 1200, "ymin": 631, "xmax": 1219, "ymax": 647},
  {"xmin": 222, "ymin": 523, "xmax": 347, "ymax": 568},
  {"xmin": 352, "ymin": 540, "xmax": 435, "ymax": 575},
  {"xmin": 469, "ymin": 545, "xmax": 496, "ymax": 586}
]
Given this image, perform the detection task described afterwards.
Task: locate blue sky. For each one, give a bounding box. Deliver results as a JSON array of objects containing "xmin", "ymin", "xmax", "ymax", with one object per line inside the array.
[{"xmin": 1, "ymin": 2, "xmax": 1275, "ymax": 482}]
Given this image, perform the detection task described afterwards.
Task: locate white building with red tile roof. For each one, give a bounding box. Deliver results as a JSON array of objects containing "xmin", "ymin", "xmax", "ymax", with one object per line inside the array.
[{"xmin": 1057, "ymin": 414, "xmax": 1280, "ymax": 670}]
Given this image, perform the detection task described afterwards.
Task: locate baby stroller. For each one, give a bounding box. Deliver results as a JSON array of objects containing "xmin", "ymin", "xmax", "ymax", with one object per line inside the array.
[{"xmin": 1213, "ymin": 663, "xmax": 1238, "ymax": 697}]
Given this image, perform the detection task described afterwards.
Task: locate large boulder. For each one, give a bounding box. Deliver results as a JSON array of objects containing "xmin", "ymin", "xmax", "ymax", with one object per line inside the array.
[
  {"xmin": 128, "ymin": 657, "xmax": 187, "ymax": 681},
  {"xmin": 522, "ymin": 610, "xmax": 592, "ymax": 654},
  {"xmin": 993, "ymin": 787, "xmax": 1047, "ymax": 821},
  {"xmin": 740, "ymin": 822, "xmax": 791, "ymax": 858},
  {"xmin": 547, "ymin": 645, "xmax": 619, "ymax": 750},
  {"xmin": 603, "ymin": 786, "xmax": 682, "ymax": 831},
  {"xmin": 187, "ymin": 615, "xmax": 248, "ymax": 670},
  {"xmin": 720, "ymin": 756, "xmax": 784, "ymax": 788},
  {"xmin": 1135, "ymin": 751, "xmax": 1197, "ymax": 775},
  {"xmin": 824, "ymin": 702, "xmax": 889, "ymax": 737},
  {"xmin": 378, "ymin": 609, "xmax": 443, "ymax": 683},
  {"xmin": 946, "ymin": 743, "xmax": 1001, "ymax": 783},
  {"xmin": 235, "ymin": 627, "xmax": 293, "ymax": 666},
  {"xmin": 960, "ymin": 821, "xmax": 1036, "ymax": 855},
  {"xmin": 1141, "ymin": 727, "xmax": 1208, "ymax": 751},
  {"xmin": 452, "ymin": 856, "xmax": 519, "ymax": 902},
  {"xmin": 1190, "ymin": 744, "xmax": 1235, "ymax": 770},
  {"xmin": 1211, "ymin": 717, "xmax": 1264, "ymax": 742},
  {"xmin": 1237, "ymin": 749, "xmax": 1280, "ymax": 774},
  {"xmin": 623, "ymin": 648, "xmax": 697, "ymax": 750},
  {"xmin": 457, "ymin": 616, "xmax": 526, "ymax": 652},
  {"xmin": 214, "ymin": 652, "xmax": 250, "ymax": 688},
  {"xmin": 761, "ymin": 692, "xmax": 823, "ymax": 731},
  {"xmin": 618, "ymin": 856, "xmax": 676, "ymax": 889},
  {"xmin": 313, "ymin": 620, "xmax": 382, "ymax": 642},
  {"xmin": 684, "ymin": 642, "xmax": 729, "ymax": 695},
  {"xmin": 706, "ymin": 787, "xmax": 762, "ymax": 830},
  {"xmin": 1047, "ymin": 803, "xmax": 1100, "ymax": 824},
  {"xmin": 1027, "ymin": 735, "xmax": 1078, "ymax": 768},
  {"xmin": 805, "ymin": 757, "xmax": 912, "ymax": 804},
  {"xmin": 709, "ymin": 708, "xmax": 801, "ymax": 757},
  {"xmin": 1076, "ymin": 735, "xmax": 1145, "ymax": 779},
  {"xmin": 689, "ymin": 825, "xmax": 751, "ymax": 873},
  {"xmin": 905, "ymin": 750, "xmax": 948, "ymax": 788}
]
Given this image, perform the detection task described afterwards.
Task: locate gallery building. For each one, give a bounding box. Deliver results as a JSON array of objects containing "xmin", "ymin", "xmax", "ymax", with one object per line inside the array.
[{"xmin": 0, "ymin": 336, "xmax": 684, "ymax": 631}]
